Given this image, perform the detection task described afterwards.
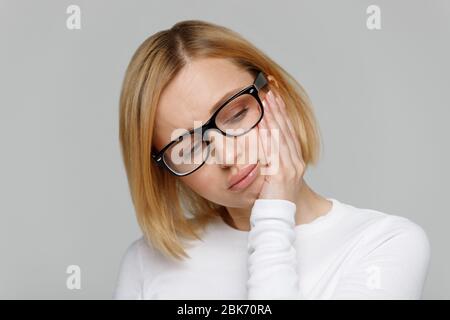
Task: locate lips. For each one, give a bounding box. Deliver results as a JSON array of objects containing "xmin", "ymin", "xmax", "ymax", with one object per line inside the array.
[{"xmin": 227, "ymin": 163, "xmax": 259, "ymax": 189}]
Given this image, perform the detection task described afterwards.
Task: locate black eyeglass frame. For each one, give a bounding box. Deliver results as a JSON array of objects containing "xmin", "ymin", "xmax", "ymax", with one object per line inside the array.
[{"xmin": 151, "ymin": 71, "xmax": 268, "ymax": 176}]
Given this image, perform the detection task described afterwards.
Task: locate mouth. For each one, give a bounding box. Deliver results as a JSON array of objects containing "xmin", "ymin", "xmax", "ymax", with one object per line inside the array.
[{"xmin": 227, "ymin": 161, "xmax": 260, "ymax": 192}]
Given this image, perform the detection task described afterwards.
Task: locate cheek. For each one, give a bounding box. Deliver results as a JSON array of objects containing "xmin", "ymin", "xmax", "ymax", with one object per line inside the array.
[{"xmin": 180, "ymin": 167, "xmax": 224, "ymax": 196}]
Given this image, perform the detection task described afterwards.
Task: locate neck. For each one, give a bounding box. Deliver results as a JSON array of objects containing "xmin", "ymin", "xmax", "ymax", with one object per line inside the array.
[{"xmin": 224, "ymin": 179, "xmax": 333, "ymax": 231}]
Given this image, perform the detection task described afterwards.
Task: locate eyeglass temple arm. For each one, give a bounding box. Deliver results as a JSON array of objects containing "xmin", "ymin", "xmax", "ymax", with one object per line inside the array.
[{"xmin": 254, "ymin": 72, "xmax": 268, "ymax": 91}]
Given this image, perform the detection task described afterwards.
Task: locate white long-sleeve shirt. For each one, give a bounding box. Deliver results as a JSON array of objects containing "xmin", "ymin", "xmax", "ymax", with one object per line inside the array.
[{"xmin": 113, "ymin": 197, "xmax": 431, "ymax": 299}]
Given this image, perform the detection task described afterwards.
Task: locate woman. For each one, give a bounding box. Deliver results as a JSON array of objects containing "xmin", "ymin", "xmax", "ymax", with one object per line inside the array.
[{"xmin": 114, "ymin": 20, "xmax": 430, "ymax": 299}]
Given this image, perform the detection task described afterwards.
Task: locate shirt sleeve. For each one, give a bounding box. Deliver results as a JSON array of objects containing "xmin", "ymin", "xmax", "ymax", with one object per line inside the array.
[
  {"xmin": 113, "ymin": 238, "xmax": 143, "ymax": 300},
  {"xmin": 247, "ymin": 199, "xmax": 302, "ymax": 299},
  {"xmin": 331, "ymin": 218, "xmax": 431, "ymax": 299}
]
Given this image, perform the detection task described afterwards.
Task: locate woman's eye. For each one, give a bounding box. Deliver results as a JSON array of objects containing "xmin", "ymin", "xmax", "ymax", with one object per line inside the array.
[{"xmin": 227, "ymin": 107, "xmax": 248, "ymax": 123}]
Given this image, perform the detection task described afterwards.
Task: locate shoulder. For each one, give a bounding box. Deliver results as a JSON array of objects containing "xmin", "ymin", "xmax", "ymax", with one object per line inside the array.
[
  {"xmin": 113, "ymin": 236, "xmax": 154, "ymax": 299},
  {"xmin": 120, "ymin": 236, "xmax": 147, "ymax": 265},
  {"xmin": 332, "ymin": 200, "xmax": 431, "ymax": 298},
  {"xmin": 336, "ymin": 199, "xmax": 431, "ymax": 265},
  {"xmin": 343, "ymin": 200, "xmax": 429, "ymax": 243},
  {"xmin": 120, "ymin": 236, "xmax": 161, "ymax": 271}
]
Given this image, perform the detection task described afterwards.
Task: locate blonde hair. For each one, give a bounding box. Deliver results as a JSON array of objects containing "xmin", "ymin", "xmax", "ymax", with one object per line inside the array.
[{"xmin": 119, "ymin": 20, "xmax": 322, "ymax": 261}]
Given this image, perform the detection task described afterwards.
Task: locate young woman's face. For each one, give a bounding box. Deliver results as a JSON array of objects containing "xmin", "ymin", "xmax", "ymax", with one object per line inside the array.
[{"xmin": 153, "ymin": 58, "xmax": 268, "ymax": 208}]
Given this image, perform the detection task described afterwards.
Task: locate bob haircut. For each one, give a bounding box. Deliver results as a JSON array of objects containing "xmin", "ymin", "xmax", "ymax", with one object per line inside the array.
[{"xmin": 119, "ymin": 20, "xmax": 322, "ymax": 261}]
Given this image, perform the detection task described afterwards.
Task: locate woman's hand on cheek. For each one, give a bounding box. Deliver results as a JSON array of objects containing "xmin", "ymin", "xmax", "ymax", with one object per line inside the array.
[{"xmin": 257, "ymin": 90, "xmax": 306, "ymax": 203}]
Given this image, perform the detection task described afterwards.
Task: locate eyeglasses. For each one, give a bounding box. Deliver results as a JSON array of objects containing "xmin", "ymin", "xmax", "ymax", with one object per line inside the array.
[{"xmin": 151, "ymin": 71, "xmax": 268, "ymax": 176}]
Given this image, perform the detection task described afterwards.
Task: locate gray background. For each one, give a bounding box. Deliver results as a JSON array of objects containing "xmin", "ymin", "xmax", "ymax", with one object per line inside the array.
[{"xmin": 0, "ymin": 0, "xmax": 449, "ymax": 299}]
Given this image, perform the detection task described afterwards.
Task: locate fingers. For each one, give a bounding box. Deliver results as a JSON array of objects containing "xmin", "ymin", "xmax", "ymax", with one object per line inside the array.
[
  {"xmin": 265, "ymin": 90, "xmax": 301, "ymax": 168},
  {"xmin": 262, "ymin": 95, "xmax": 291, "ymax": 171},
  {"xmin": 259, "ymin": 99, "xmax": 279, "ymax": 166},
  {"xmin": 258, "ymin": 102, "xmax": 280, "ymax": 177},
  {"xmin": 273, "ymin": 92, "xmax": 304, "ymax": 164},
  {"xmin": 257, "ymin": 108, "xmax": 270, "ymax": 166}
]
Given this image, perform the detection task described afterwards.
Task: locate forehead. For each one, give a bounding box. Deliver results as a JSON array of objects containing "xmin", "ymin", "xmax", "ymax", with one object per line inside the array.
[{"xmin": 153, "ymin": 58, "xmax": 254, "ymax": 149}]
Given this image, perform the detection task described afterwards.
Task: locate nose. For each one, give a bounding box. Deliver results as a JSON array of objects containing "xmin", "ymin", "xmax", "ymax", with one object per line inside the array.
[
  {"xmin": 207, "ymin": 130, "xmax": 240, "ymax": 168},
  {"xmin": 205, "ymin": 129, "xmax": 259, "ymax": 169}
]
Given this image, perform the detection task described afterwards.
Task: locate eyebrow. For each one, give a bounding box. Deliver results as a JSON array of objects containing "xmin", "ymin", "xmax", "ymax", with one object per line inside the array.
[{"xmin": 185, "ymin": 85, "xmax": 246, "ymax": 131}]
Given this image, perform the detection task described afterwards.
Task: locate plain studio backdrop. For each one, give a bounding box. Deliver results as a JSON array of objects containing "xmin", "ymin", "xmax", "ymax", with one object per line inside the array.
[{"xmin": 0, "ymin": 0, "xmax": 449, "ymax": 299}]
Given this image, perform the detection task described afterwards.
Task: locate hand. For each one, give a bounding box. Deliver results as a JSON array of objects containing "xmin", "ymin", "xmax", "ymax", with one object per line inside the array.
[{"xmin": 257, "ymin": 89, "xmax": 306, "ymax": 203}]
